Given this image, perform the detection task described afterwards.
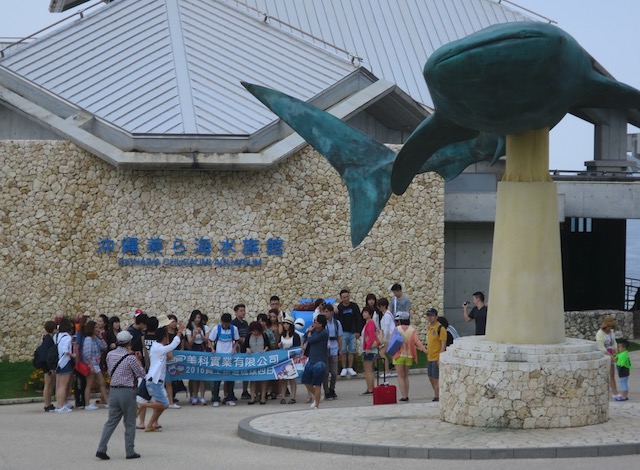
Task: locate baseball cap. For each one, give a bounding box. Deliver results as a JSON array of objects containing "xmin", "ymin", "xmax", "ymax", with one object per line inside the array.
[
  {"xmin": 394, "ymin": 311, "xmax": 410, "ymax": 321},
  {"xmin": 134, "ymin": 308, "xmax": 143, "ymax": 317},
  {"xmin": 116, "ymin": 331, "xmax": 133, "ymax": 344},
  {"xmin": 426, "ymin": 308, "xmax": 438, "ymax": 316}
]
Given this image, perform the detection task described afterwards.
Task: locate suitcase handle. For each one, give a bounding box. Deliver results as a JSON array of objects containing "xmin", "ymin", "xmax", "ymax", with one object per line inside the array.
[{"xmin": 375, "ymin": 356, "xmax": 387, "ymax": 386}]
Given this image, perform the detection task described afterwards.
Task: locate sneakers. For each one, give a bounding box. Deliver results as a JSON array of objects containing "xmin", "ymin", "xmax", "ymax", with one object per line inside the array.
[
  {"xmin": 326, "ymin": 390, "xmax": 338, "ymax": 400},
  {"xmin": 226, "ymin": 400, "xmax": 236, "ymax": 406},
  {"xmin": 85, "ymin": 404, "xmax": 99, "ymax": 410},
  {"xmin": 347, "ymin": 368, "xmax": 357, "ymax": 377},
  {"xmin": 310, "ymin": 400, "xmax": 317, "ymax": 409},
  {"xmin": 339, "ymin": 368, "xmax": 348, "ymax": 377},
  {"xmin": 54, "ymin": 405, "xmax": 72, "ymax": 413},
  {"xmin": 168, "ymin": 403, "xmax": 181, "ymax": 409},
  {"xmin": 198, "ymin": 397, "xmax": 206, "ymax": 406},
  {"xmin": 190, "ymin": 397, "xmax": 198, "ymax": 406},
  {"xmin": 386, "ymin": 372, "xmax": 397, "ymax": 377},
  {"xmin": 241, "ymin": 391, "xmax": 251, "ymax": 400},
  {"xmin": 95, "ymin": 452, "xmax": 110, "ymax": 460},
  {"xmin": 615, "ymin": 396, "xmax": 629, "ymax": 402},
  {"xmin": 43, "ymin": 404, "xmax": 55, "ymax": 412},
  {"xmin": 104, "ymin": 404, "xmax": 109, "ymax": 409},
  {"xmin": 212, "ymin": 401, "xmax": 220, "ymax": 407}
]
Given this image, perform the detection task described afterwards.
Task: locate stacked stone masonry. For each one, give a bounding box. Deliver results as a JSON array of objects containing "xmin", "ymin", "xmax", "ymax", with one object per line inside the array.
[
  {"xmin": 440, "ymin": 337, "xmax": 610, "ymax": 428},
  {"xmin": 0, "ymin": 141, "xmax": 445, "ymax": 361}
]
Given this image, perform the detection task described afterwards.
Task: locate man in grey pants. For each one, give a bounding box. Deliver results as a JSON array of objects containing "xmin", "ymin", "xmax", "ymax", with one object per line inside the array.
[{"xmin": 96, "ymin": 331, "xmax": 146, "ymax": 460}]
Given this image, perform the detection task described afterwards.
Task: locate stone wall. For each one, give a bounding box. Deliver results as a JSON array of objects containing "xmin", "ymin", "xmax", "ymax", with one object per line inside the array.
[
  {"xmin": 565, "ymin": 310, "xmax": 634, "ymax": 340},
  {"xmin": 0, "ymin": 141, "xmax": 445, "ymax": 361}
]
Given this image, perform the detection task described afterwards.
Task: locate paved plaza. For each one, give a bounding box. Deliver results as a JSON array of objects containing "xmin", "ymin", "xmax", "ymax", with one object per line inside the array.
[{"xmin": 1, "ymin": 351, "xmax": 639, "ymax": 469}]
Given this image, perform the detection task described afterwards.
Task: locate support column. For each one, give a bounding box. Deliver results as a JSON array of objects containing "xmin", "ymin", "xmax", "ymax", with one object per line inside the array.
[{"xmin": 486, "ymin": 128, "xmax": 565, "ymax": 344}]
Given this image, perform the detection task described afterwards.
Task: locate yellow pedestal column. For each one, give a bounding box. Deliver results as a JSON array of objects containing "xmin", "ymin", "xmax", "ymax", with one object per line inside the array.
[{"xmin": 486, "ymin": 129, "xmax": 565, "ymax": 344}]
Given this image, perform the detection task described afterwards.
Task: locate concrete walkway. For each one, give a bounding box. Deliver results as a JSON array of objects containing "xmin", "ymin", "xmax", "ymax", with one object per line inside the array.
[{"xmin": 1, "ymin": 352, "xmax": 639, "ymax": 469}]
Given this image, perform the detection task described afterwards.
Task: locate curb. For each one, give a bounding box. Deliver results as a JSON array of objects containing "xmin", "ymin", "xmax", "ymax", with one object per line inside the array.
[{"xmin": 237, "ymin": 414, "xmax": 640, "ymax": 460}]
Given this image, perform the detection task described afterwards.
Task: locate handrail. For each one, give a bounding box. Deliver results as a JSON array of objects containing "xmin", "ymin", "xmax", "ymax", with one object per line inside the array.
[
  {"xmin": 0, "ymin": 0, "xmax": 104, "ymax": 58},
  {"xmin": 227, "ymin": 0, "xmax": 363, "ymax": 65},
  {"xmin": 497, "ymin": 0, "xmax": 558, "ymax": 24},
  {"xmin": 625, "ymin": 277, "xmax": 640, "ymax": 310}
]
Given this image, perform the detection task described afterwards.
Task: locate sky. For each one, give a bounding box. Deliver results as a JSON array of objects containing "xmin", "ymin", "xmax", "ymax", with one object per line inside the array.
[{"xmin": 0, "ymin": 0, "xmax": 639, "ymax": 171}]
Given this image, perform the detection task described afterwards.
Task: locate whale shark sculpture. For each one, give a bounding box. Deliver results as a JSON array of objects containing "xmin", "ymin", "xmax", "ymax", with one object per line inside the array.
[{"xmin": 243, "ymin": 21, "xmax": 640, "ymax": 246}]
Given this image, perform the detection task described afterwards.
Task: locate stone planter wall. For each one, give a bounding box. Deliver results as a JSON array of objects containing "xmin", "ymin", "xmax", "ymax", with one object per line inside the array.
[
  {"xmin": 565, "ymin": 310, "xmax": 634, "ymax": 340},
  {"xmin": 0, "ymin": 141, "xmax": 445, "ymax": 361},
  {"xmin": 440, "ymin": 337, "xmax": 610, "ymax": 428}
]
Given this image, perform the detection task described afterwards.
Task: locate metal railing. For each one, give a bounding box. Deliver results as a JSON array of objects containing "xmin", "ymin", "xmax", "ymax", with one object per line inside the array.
[
  {"xmin": 625, "ymin": 277, "xmax": 640, "ymax": 310},
  {"xmin": 0, "ymin": 0, "xmax": 104, "ymax": 58}
]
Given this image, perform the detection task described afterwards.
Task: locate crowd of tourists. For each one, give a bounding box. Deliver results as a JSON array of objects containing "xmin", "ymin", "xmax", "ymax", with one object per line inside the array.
[{"xmin": 34, "ymin": 285, "xmax": 463, "ymax": 414}]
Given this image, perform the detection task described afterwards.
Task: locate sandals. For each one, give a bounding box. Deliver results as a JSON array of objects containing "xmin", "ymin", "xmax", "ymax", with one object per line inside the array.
[
  {"xmin": 280, "ymin": 398, "xmax": 286, "ymax": 404},
  {"xmin": 288, "ymin": 399, "xmax": 296, "ymax": 404}
]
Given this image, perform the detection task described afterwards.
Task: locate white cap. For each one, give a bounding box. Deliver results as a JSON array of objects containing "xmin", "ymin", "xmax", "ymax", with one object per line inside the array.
[{"xmin": 116, "ymin": 331, "xmax": 133, "ymax": 344}]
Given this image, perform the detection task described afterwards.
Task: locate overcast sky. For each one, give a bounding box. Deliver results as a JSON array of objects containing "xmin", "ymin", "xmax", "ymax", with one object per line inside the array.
[{"xmin": 1, "ymin": 0, "xmax": 639, "ymax": 170}]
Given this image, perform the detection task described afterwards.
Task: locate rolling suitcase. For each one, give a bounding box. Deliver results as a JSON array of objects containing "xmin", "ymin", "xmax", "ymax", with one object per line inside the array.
[{"xmin": 373, "ymin": 358, "xmax": 397, "ymax": 405}]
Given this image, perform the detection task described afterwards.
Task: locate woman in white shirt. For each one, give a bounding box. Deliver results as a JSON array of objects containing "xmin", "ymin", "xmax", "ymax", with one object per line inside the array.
[
  {"xmin": 54, "ymin": 318, "xmax": 76, "ymax": 412},
  {"xmin": 377, "ymin": 297, "xmax": 396, "ymax": 378}
]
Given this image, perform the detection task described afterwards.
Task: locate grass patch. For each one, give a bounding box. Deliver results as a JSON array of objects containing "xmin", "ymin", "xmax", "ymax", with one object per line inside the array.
[
  {"xmin": 627, "ymin": 341, "xmax": 640, "ymax": 352},
  {"xmin": 0, "ymin": 362, "xmax": 42, "ymax": 400}
]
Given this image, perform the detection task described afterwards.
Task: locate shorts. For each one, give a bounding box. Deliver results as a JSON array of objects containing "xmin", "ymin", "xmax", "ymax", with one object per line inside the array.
[
  {"xmin": 362, "ymin": 352, "xmax": 377, "ymax": 362},
  {"xmin": 619, "ymin": 376, "xmax": 629, "ymax": 393},
  {"xmin": 342, "ymin": 332, "xmax": 357, "ymax": 354},
  {"xmin": 146, "ymin": 381, "xmax": 170, "ymax": 407},
  {"xmin": 56, "ymin": 362, "xmax": 73, "ymax": 375},
  {"xmin": 301, "ymin": 361, "xmax": 326, "ymax": 386},
  {"xmin": 392, "ymin": 356, "xmax": 413, "ymax": 367},
  {"xmin": 427, "ymin": 360, "xmax": 439, "ymax": 379}
]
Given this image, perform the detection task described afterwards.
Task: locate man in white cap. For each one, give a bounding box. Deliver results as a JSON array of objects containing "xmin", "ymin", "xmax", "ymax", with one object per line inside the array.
[{"xmin": 96, "ymin": 331, "xmax": 146, "ymax": 461}]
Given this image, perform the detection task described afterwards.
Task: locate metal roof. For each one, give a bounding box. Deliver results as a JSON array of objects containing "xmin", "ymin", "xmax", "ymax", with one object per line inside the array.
[
  {"xmin": 1, "ymin": 0, "xmax": 358, "ymax": 136},
  {"xmin": 227, "ymin": 0, "xmax": 531, "ymax": 108}
]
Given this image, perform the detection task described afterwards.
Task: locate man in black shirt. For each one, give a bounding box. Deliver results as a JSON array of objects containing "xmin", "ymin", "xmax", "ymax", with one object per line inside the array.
[
  {"xmin": 334, "ymin": 289, "xmax": 362, "ymax": 377},
  {"xmin": 228, "ymin": 304, "xmax": 249, "ymax": 403},
  {"xmin": 126, "ymin": 313, "xmax": 148, "ymax": 361},
  {"xmin": 463, "ymin": 291, "xmax": 487, "ymax": 335}
]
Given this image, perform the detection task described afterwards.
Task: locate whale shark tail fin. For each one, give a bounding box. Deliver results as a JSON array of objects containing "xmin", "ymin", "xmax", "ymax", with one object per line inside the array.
[
  {"xmin": 391, "ymin": 113, "xmax": 478, "ymax": 195},
  {"xmin": 241, "ymin": 82, "xmax": 396, "ymax": 247}
]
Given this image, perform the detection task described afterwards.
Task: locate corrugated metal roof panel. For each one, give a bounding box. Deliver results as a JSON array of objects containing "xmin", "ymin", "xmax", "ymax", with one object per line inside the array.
[
  {"xmin": 1, "ymin": 0, "xmax": 358, "ymax": 135},
  {"xmin": 231, "ymin": 0, "xmax": 531, "ymax": 107}
]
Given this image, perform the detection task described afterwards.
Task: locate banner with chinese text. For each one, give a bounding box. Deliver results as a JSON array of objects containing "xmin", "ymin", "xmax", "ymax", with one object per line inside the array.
[{"xmin": 166, "ymin": 348, "xmax": 305, "ymax": 382}]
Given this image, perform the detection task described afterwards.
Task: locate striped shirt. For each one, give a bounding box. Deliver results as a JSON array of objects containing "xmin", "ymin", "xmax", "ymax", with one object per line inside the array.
[{"xmin": 106, "ymin": 346, "xmax": 145, "ymax": 388}]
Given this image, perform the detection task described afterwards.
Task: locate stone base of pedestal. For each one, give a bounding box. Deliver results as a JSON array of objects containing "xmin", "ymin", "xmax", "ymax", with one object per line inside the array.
[{"xmin": 440, "ymin": 337, "xmax": 610, "ymax": 428}]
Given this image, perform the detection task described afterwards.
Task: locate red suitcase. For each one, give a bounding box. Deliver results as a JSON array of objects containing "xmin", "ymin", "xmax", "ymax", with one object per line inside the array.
[{"xmin": 373, "ymin": 358, "xmax": 397, "ymax": 405}]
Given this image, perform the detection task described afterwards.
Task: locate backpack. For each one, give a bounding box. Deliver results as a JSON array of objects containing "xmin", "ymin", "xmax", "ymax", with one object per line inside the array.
[
  {"xmin": 32, "ymin": 335, "xmax": 52, "ymax": 369},
  {"xmin": 386, "ymin": 328, "xmax": 404, "ymax": 356},
  {"xmin": 437, "ymin": 325, "xmax": 454, "ymax": 349},
  {"xmin": 46, "ymin": 335, "xmax": 61, "ymax": 371}
]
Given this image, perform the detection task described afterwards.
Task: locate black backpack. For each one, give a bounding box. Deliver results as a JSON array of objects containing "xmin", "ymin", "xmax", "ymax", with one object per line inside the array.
[
  {"xmin": 46, "ymin": 335, "xmax": 61, "ymax": 371},
  {"xmin": 437, "ymin": 325, "xmax": 454, "ymax": 349},
  {"xmin": 32, "ymin": 335, "xmax": 53, "ymax": 370}
]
